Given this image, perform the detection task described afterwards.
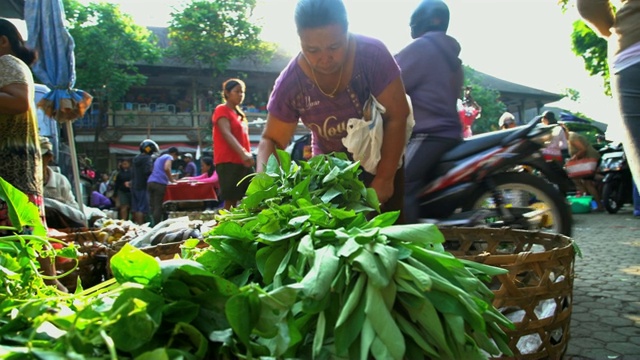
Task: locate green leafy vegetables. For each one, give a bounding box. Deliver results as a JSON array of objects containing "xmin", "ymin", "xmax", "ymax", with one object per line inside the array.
[{"xmin": 0, "ymin": 151, "xmax": 514, "ymax": 359}]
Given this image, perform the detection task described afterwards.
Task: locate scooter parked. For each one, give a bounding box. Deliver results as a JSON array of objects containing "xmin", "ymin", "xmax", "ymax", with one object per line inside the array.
[{"xmin": 598, "ymin": 142, "xmax": 633, "ymax": 213}]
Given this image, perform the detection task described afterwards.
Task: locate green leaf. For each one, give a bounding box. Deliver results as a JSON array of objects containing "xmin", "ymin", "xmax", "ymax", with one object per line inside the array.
[
  {"xmin": 170, "ymin": 322, "xmax": 209, "ymax": 359},
  {"xmin": 337, "ymin": 237, "xmax": 363, "ymax": 259},
  {"xmin": 246, "ymin": 172, "xmax": 276, "ymax": 195},
  {"xmin": 364, "ymin": 282, "xmax": 405, "ymax": 360},
  {"xmin": 312, "ymin": 311, "xmax": 326, "ymax": 359},
  {"xmin": 258, "ymin": 245, "xmax": 288, "ymax": 285},
  {"xmin": 364, "ymin": 212, "xmax": 400, "ymax": 229},
  {"xmin": 334, "ymin": 277, "xmax": 367, "ymax": 356},
  {"xmin": 360, "ymin": 317, "xmax": 375, "ymax": 360},
  {"xmin": 336, "ymin": 273, "xmax": 366, "ymax": 327},
  {"xmin": 258, "ymin": 227, "xmax": 304, "ymax": 242},
  {"xmin": 365, "ymin": 188, "xmax": 381, "ymax": 213},
  {"xmin": 208, "ymin": 221, "xmax": 253, "ymax": 241},
  {"xmin": 458, "ymin": 258, "xmax": 509, "ymax": 276},
  {"xmin": 225, "ymin": 291, "xmax": 261, "ymax": 346},
  {"xmin": 352, "ymin": 248, "xmax": 389, "ymax": 288},
  {"xmin": 110, "ymin": 244, "xmax": 162, "ymax": 287},
  {"xmin": 300, "ymin": 245, "xmax": 340, "ymax": 300},
  {"xmin": 0, "ymin": 177, "xmax": 46, "ymax": 236},
  {"xmin": 394, "ymin": 312, "xmax": 439, "ymax": 359},
  {"xmin": 162, "ymin": 300, "xmax": 200, "ymax": 324},
  {"xmin": 320, "ymin": 187, "xmax": 342, "ymax": 203},
  {"xmin": 276, "ymin": 149, "xmax": 292, "ymax": 173},
  {"xmin": 242, "ymin": 186, "xmax": 279, "ymax": 209},
  {"xmin": 364, "ymin": 283, "xmax": 405, "ymax": 359},
  {"xmin": 397, "ymin": 293, "xmax": 452, "ymax": 358},
  {"xmin": 380, "ymin": 223, "xmax": 445, "ymax": 248},
  {"xmin": 443, "ymin": 313, "xmax": 466, "ymax": 345},
  {"xmin": 395, "ymin": 262, "xmax": 432, "ymax": 291},
  {"xmin": 109, "ymin": 288, "xmax": 165, "ymax": 352}
]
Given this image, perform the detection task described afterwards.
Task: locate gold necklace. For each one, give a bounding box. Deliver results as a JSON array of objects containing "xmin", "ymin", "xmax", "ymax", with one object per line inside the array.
[{"xmin": 309, "ymin": 62, "xmax": 343, "ymax": 98}]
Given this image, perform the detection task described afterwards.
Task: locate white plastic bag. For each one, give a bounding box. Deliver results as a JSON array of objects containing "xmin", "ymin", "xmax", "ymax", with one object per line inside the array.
[{"xmin": 342, "ymin": 94, "xmax": 414, "ymax": 174}]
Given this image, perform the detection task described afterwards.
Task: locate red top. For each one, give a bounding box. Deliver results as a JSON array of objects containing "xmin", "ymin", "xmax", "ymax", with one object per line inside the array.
[
  {"xmin": 458, "ymin": 107, "xmax": 479, "ymax": 127},
  {"xmin": 212, "ymin": 105, "xmax": 251, "ymax": 165}
]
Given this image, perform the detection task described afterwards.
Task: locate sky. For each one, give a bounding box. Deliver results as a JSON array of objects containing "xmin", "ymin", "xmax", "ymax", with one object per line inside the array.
[{"xmin": 76, "ymin": 0, "xmax": 621, "ymax": 136}]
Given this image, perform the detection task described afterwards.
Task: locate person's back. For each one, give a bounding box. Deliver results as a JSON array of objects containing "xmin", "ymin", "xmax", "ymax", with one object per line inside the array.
[
  {"xmin": 130, "ymin": 141, "xmax": 157, "ymax": 224},
  {"xmin": 396, "ymin": 31, "xmax": 463, "ymax": 137},
  {"xmin": 132, "ymin": 153, "xmax": 153, "ymax": 190},
  {"xmin": 395, "ymin": 0, "xmax": 464, "ymax": 224}
]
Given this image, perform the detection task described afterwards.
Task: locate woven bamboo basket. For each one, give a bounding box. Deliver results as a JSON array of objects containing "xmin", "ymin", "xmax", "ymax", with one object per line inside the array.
[
  {"xmin": 51, "ymin": 228, "xmax": 110, "ymax": 291},
  {"xmin": 440, "ymin": 227, "xmax": 575, "ymax": 360}
]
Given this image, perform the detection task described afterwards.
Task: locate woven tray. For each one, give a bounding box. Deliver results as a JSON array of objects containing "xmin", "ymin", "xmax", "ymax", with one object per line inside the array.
[
  {"xmin": 50, "ymin": 228, "xmax": 109, "ymax": 253},
  {"xmin": 440, "ymin": 227, "xmax": 575, "ymax": 360},
  {"xmin": 57, "ymin": 254, "xmax": 109, "ymax": 293},
  {"xmin": 140, "ymin": 241, "xmax": 196, "ymax": 260}
]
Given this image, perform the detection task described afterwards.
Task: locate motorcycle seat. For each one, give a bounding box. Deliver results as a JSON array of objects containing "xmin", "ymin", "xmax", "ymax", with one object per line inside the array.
[{"xmin": 441, "ymin": 127, "xmax": 520, "ymax": 162}]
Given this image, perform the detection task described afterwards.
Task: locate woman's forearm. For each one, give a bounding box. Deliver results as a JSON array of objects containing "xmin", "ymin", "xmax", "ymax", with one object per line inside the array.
[
  {"xmin": 376, "ymin": 116, "xmax": 407, "ymax": 181},
  {"xmin": 0, "ymin": 88, "xmax": 29, "ymax": 114}
]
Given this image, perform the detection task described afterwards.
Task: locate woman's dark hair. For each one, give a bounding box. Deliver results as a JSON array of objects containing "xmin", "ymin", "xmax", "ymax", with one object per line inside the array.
[
  {"xmin": 294, "ymin": 0, "xmax": 349, "ymax": 33},
  {"xmin": 0, "ymin": 19, "xmax": 38, "ymax": 65},
  {"xmin": 541, "ymin": 111, "xmax": 558, "ymax": 125},
  {"xmin": 222, "ymin": 78, "xmax": 246, "ymax": 120},
  {"xmin": 410, "ymin": 0, "xmax": 450, "ymax": 39},
  {"xmin": 201, "ymin": 156, "xmax": 214, "ymax": 177}
]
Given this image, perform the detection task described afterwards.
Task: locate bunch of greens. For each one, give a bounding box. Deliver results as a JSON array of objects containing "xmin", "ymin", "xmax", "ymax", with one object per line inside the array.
[
  {"xmin": 0, "ymin": 152, "xmax": 515, "ymax": 359},
  {"xmin": 190, "ymin": 151, "xmax": 515, "ymax": 359},
  {"xmin": 0, "ymin": 177, "xmax": 76, "ymax": 302},
  {"xmin": 0, "ymin": 242, "xmax": 299, "ymax": 359}
]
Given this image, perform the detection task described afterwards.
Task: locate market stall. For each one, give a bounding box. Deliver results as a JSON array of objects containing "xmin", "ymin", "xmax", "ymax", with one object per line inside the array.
[{"xmin": 162, "ymin": 181, "xmax": 219, "ymax": 212}]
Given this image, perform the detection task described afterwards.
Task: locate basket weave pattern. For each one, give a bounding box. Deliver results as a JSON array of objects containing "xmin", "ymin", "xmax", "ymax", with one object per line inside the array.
[
  {"xmin": 51, "ymin": 229, "xmax": 109, "ymax": 292},
  {"xmin": 440, "ymin": 227, "xmax": 575, "ymax": 360}
]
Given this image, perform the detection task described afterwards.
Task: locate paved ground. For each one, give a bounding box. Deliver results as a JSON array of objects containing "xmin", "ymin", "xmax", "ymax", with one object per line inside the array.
[{"xmin": 565, "ymin": 205, "xmax": 640, "ymax": 359}]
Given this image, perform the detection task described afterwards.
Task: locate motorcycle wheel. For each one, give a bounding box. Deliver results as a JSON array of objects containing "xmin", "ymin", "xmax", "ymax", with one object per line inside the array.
[
  {"xmin": 602, "ymin": 181, "xmax": 621, "ymax": 214},
  {"xmin": 464, "ymin": 172, "xmax": 573, "ymax": 237}
]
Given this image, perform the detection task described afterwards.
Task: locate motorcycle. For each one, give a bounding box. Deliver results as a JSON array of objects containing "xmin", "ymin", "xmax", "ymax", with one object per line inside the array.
[
  {"xmin": 417, "ymin": 118, "xmax": 573, "ymax": 236},
  {"xmin": 598, "ymin": 142, "xmax": 633, "ymax": 213}
]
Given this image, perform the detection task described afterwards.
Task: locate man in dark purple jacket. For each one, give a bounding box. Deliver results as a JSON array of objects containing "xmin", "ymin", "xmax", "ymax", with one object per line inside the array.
[{"xmin": 395, "ymin": 0, "xmax": 464, "ymax": 223}]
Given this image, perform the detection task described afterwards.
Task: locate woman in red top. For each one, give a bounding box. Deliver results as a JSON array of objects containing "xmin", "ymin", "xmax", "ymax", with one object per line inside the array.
[{"xmin": 212, "ymin": 78, "xmax": 255, "ymax": 210}]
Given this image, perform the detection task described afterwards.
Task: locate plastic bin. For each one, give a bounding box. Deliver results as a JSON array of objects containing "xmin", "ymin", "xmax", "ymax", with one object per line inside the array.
[{"xmin": 567, "ymin": 195, "xmax": 592, "ymax": 214}]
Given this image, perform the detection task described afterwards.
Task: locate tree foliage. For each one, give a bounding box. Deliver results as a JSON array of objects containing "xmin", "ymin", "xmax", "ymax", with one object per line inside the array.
[
  {"xmin": 570, "ymin": 20, "xmax": 610, "ymax": 95},
  {"xmin": 464, "ymin": 66, "xmax": 507, "ymax": 134},
  {"xmin": 62, "ymin": 0, "xmax": 162, "ymax": 107},
  {"xmin": 558, "ymin": 0, "xmax": 611, "ymax": 96},
  {"xmin": 167, "ymin": 0, "xmax": 276, "ymax": 75}
]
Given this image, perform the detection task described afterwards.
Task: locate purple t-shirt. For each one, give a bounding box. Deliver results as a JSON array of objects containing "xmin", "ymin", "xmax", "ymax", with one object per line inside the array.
[
  {"xmin": 148, "ymin": 154, "xmax": 172, "ymax": 185},
  {"xmin": 267, "ymin": 34, "xmax": 401, "ymax": 155}
]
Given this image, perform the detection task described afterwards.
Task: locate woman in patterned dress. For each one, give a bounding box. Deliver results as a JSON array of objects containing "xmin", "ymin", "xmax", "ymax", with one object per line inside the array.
[{"xmin": 0, "ymin": 19, "xmax": 66, "ymax": 292}]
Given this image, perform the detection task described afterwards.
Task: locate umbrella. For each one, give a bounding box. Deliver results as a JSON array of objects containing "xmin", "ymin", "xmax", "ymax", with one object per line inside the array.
[{"xmin": 24, "ymin": 0, "xmax": 92, "ymax": 223}]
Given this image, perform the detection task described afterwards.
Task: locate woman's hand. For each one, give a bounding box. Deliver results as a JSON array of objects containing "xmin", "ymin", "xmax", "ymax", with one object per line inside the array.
[
  {"xmin": 242, "ymin": 152, "xmax": 255, "ymax": 168},
  {"xmin": 370, "ymin": 175, "xmax": 395, "ymax": 205}
]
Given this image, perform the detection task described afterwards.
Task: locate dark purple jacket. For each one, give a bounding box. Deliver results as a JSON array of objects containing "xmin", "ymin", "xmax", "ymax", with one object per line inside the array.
[{"xmin": 395, "ymin": 31, "xmax": 463, "ymax": 139}]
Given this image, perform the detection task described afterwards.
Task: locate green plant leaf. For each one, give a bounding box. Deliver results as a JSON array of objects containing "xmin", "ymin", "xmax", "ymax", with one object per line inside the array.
[
  {"xmin": 109, "ymin": 288, "xmax": 165, "ymax": 352},
  {"xmin": 225, "ymin": 291, "xmax": 260, "ymax": 346},
  {"xmin": 110, "ymin": 244, "xmax": 162, "ymax": 287},
  {"xmin": 300, "ymin": 245, "xmax": 340, "ymax": 300},
  {"xmin": 0, "ymin": 177, "xmax": 46, "ymax": 236},
  {"xmin": 380, "ymin": 223, "xmax": 445, "ymax": 248}
]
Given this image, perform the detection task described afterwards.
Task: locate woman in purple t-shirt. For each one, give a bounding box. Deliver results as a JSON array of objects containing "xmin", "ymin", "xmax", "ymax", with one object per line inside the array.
[{"xmin": 256, "ymin": 0, "xmax": 410, "ymax": 220}]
